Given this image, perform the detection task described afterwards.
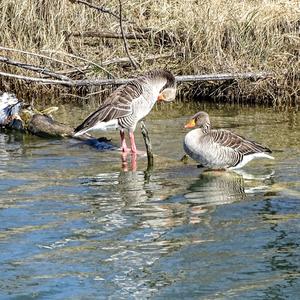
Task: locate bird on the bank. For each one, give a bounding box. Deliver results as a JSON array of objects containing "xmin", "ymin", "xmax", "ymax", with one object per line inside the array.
[
  {"xmin": 74, "ymin": 69, "xmax": 176, "ymax": 153},
  {"xmin": 0, "ymin": 92, "xmax": 22, "ymax": 125},
  {"xmin": 183, "ymin": 111, "xmax": 274, "ymax": 170}
]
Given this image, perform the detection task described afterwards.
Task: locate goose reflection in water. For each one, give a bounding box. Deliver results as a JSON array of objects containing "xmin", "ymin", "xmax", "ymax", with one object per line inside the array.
[
  {"xmin": 121, "ymin": 151, "xmax": 137, "ymax": 172},
  {"xmin": 116, "ymin": 165, "xmax": 275, "ymax": 230},
  {"xmin": 183, "ymin": 169, "xmax": 275, "ymax": 222}
]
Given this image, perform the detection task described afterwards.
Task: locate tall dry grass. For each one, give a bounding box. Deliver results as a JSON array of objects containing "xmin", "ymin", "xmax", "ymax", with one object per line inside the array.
[{"xmin": 0, "ymin": 0, "xmax": 299, "ymax": 106}]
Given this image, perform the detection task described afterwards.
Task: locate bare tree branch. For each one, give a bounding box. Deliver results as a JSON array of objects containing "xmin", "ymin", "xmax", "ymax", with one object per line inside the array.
[
  {"xmin": 41, "ymin": 50, "xmax": 115, "ymax": 78},
  {"xmin": 69, "ymin": 0, "xmax": 121, "ymax": 20},
  {"xmin": 0, "ymin": 71, "xmax": 74, "ymax": 85},
  {"xmin": 118, "ymin": 0, "xmax": 139, "ymax": 70},
  {"xmin": 0, "ymin": 71, "xmax": 129, "ymax": 86},
  {"xmin": 0, "ymin": 70, "xmax": 272, "ymax": 87},
  {"xmin": 0, "ymin": 46, "xmax": 78, "ymax": 69},
  {"xmin": 0, "ymin": 56, "xmax": 71, "ymax": 81},
  {"xmin": 176, "ymin": 72, "xmax": 273, "ymax": 82}
]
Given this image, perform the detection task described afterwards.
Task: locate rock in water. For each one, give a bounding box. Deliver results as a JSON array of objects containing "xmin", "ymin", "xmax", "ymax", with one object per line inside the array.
[{"xmin": 27, "ymin": 114, "xmax": 74, "ymax": 138}]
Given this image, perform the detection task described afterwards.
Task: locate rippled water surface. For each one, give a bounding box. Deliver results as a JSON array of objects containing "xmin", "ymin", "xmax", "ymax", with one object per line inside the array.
[{"xmin": 1, "ymin": 102, "xmax": 300, "ymax": 299}]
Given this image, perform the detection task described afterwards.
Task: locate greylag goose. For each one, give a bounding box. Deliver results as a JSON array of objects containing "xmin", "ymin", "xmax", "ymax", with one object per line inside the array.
[
  {"xmin": 74, "ymin": 69, "xmax": 176, "ymax": 153},
  {"xmin": 184, "ymin": 111, "xmax": 274, "ymax": 170}
]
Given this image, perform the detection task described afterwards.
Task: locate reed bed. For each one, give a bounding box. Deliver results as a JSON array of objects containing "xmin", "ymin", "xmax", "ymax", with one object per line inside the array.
[{"xmin": 0, "ymin": 0, "xmax": 299, "ymax": 106}]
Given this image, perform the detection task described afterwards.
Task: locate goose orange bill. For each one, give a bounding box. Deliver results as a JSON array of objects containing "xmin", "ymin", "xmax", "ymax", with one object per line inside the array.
[
  {"xmin": 157, "ymin": 93, "xmax": 166, "ymax": 101},
  {"xmin": 184, "ymin": 119, "xmax": 196, "ymax": 128}
]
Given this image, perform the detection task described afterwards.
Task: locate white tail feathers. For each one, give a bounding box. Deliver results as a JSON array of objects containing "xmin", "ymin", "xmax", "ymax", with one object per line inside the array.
[
  {"xmin": 73, "ymin": 129, "xmax": 88, "ymax": 137},
  {"xmin": 74, "ymin": 119, "xmax": 119, "ymax": 136},
  {"xmin": 259, "ymin": 153, "xmax": 274, "ymax": 160}
]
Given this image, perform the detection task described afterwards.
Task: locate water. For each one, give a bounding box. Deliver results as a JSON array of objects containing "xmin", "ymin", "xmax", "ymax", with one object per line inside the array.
[{"xmin": 0, "ymin": 102, "xmax": 300, "ymax": 299}]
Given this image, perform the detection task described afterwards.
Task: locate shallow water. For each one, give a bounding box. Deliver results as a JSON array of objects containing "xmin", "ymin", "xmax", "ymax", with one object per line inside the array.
[{"xmin": 1, "ymin": 102, "xmax": 300, "ymax": 299}]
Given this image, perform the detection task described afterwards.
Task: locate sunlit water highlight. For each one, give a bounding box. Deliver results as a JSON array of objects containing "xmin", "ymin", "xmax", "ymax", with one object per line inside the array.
[{"xmin": 0, "ymin": 102, "xmax": 300, "ymax": 299}]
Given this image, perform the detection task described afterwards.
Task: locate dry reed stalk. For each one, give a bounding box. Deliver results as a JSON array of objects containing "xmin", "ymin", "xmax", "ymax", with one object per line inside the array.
[{"xmin": 0, "ymin": 0, "xmax": 299, "ymax": 105}]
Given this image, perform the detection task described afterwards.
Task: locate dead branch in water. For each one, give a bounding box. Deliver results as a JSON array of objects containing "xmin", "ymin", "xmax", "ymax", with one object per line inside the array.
[{"xmin": 140, "ymin": 121, "xmax": 154, "ymax": 170}]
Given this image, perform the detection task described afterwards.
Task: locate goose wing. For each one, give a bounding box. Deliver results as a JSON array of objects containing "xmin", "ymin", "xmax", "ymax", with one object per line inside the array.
[
  {"xmin": 74, "ymin": 80, "xmax": 144, "ymax": 133},
  {"xmin": 210, "ymin": 129, "xmax": 272, "ymax": 155}
]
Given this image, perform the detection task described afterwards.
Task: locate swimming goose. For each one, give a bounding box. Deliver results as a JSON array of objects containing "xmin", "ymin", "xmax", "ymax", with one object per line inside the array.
[
  {"xmin": 184, "ymin": 111, "xmax": 274, "ymax": 169},
  {"xmin": 74, "ymin": 69, "xmax": 176, "ymax": 153}
]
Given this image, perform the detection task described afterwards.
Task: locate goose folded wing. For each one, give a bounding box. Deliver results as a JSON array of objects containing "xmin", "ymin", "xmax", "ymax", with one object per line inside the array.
[
  {"xmin": 210, "ymin": 129, "xmax": 272, "ymax": 155},
  {"xmin": 75, "ymin": 81, "xmax": 143, "ymax": 133}
]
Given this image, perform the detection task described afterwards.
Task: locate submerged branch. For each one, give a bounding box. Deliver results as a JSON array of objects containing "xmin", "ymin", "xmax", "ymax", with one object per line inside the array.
[{"xmin": 140, "ymin": 121, "xmax": 154, "ymax": 170}]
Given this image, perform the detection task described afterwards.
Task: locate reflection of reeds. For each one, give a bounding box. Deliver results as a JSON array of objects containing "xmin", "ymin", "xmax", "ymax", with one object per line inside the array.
[{"xmin": 0, "ymin": 0, "xmax": 299, "ymax": 104}]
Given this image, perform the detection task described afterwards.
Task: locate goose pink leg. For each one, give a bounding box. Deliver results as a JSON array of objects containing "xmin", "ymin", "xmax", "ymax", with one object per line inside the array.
[
  {"xmin": 120, "ymin": 130, "xmax": 129, "ymax": 152},
  {"xmin": 129, "ymin": 131, "xmax": 137, "ymax": 153}
]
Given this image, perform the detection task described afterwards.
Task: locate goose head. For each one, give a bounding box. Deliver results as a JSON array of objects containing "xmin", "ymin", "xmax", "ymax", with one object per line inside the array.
[
  {"xmin": 145, "ymin": 69, "xmax": 176, "ymax": 102},
  {"xmin": 157, "ymin": 86, "xmax": 177, "ymax": 102},
  {"xmin": 185, "ymin": 111, "xmax": 211, "ymax": 132}
]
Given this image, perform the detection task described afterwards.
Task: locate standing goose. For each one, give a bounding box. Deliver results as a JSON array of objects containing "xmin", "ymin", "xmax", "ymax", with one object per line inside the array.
[
  {"xmin": 184, "ymin": 111, "xmax": 274, "ymax": 170},
  {"xmin": 74, "ymin": 69, "xmax": 176, "ymax": 153}
]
